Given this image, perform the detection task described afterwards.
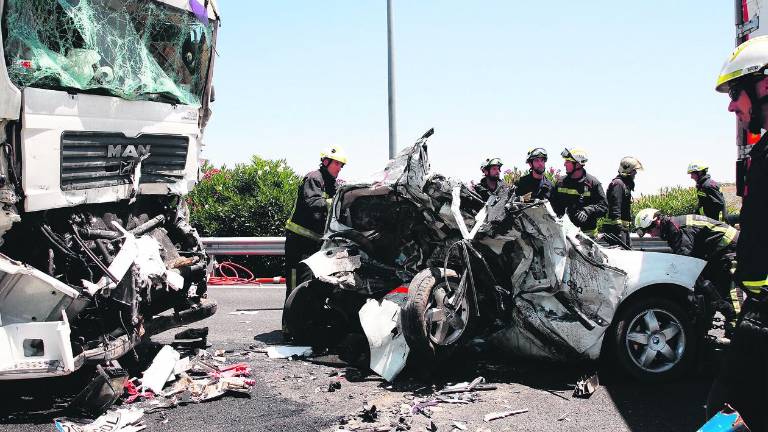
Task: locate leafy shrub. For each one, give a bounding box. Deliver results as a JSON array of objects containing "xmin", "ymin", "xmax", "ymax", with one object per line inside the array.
[
  {"xmin": 188, "ymin": 156, "xmax": 301, "ymax": 276},
  {"xmin": 596, "ymin": 186, "xmax": 699, "ymax": 231},
  {"xmin": 502, "ymin": 166, "xmax": 561, "ymax": 185},
  {"xmin": 631, "ymin": 186, "xmax": 699, "ymax": 218}
]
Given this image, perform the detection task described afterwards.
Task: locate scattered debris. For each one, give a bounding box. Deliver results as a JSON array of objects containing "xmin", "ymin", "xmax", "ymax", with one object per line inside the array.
[
  {"xmin": 328, "ymin": 381, "xmax": 342, "ymax": 392},
  {"xmin": 68, "ymin": 365, "xmax": 129, "ymax": 418},
  {"xmin": 123, "ymin": 379, "xmax": 155, "ymax": 404},
  {"xmin": 557, "ymin": 413, "xmax": 571, "ymax": 422},
  {"xmin": 573, "ymin": 374, "xmax": 600, "ymax": 398},
  {"xmin": 140, "ymin": 346, "xmax": 181, "ymax": 393},
  {"xmin": 438, "ymin": 378, "xmax": 496, "ymax": 394},
  {"xmin": 451, "ymin": 421, "xmax": 467, "ymax": 430},
  {"xmin": 426, "ymin": 420, "xmax": 438, "ymax": 431},
  {"xmin": 483, "ymin": 409, "xmax": 529, "ymax": 422},
  {"xmin": 266, "ymin": 345, "xmax": 313, "ymax": 359},
  {"xmin": 54, "ymin": 407, "xmax": 145, "ymax": 432},
  {"xmin": 361, "ymin": 403, "xmax": 378, "ymax": 423},
  {"xmin": 435, "ymin": 396, "xmax": 470, "ymax": 404},
  {"xmin": 228, "ymin": 310, "xmax": 261, "ymax": 315}
]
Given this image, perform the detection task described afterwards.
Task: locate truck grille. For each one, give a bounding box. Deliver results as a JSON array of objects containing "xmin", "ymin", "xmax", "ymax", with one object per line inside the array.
[{"xmin": 60, "ymin": 132, "xmax": 189, "ymax": 191}]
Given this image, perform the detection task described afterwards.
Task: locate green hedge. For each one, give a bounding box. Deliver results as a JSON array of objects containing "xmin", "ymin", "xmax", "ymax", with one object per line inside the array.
[
  {"xmin": 631, "ymin": 186, "xmax": 699, "ymax": 218},
  {"xmin": 188, "ymin": 156, "xmax": 301, "ymax": 277}
]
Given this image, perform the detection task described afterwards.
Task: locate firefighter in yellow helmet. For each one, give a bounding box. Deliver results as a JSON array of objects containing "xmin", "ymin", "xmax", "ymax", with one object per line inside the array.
[
  {"xmin": 550, "ymin": 148, "xmax": 607, "ymax": 237},
  {"xmin": 707, "ymin": 35, "xmax": 768, "ymax": 428},
  {"xmin": 602, "ymin": 157, "xmax": 642, "ymax": 247},
  {"xmin": 283, "ymin": 146, "xmax": 347, "ymax": 300}
]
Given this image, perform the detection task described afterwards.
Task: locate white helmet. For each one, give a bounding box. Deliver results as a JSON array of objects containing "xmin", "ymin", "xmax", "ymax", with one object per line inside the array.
[
  {"xmin": 716, "ymin": 35, "xmax": 768, "ymax": 93},
  {"xmin": 618, "ymin": 156, "xmax": 643, "ymax": 175},
  {"xmin": 634, "ymin": 208, "xmax": 659, "ymax": 231}
]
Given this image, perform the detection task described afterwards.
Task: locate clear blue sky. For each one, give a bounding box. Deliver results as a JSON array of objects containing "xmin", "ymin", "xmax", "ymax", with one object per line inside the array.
[{"xmin": 204, "ymin": 1, "xmax": 737, "ymax": 194}]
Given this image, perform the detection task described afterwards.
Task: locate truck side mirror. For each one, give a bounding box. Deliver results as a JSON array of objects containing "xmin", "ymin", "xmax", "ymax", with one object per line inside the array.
[{"xmin": 209, "ymin": 85, "xmax": 216, "ymax": 103}]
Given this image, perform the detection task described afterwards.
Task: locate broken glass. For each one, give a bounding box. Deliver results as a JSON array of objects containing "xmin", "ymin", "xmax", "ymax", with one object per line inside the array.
[{"xmin": 3, "ymin": 0, "xmax": 214, "ymax": 106}]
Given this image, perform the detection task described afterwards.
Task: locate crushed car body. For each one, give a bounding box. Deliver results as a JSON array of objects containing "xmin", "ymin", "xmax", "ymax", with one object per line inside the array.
[{"xmin": 286, "ymin": 129, "xmax": 708, "ymax": 381}]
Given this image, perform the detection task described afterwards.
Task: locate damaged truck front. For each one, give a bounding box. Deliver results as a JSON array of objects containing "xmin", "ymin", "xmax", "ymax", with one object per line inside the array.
[{"xmin": 0, "ymin": 0, "xmax": 219, "ymax": 379}]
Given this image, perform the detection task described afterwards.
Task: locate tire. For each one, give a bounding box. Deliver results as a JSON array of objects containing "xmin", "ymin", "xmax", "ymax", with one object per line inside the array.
[
  {"xmin": 401, "ymin": 267, "xmax": 475, "ymax": 362},
  {"xmin": 282, "ymin": 280, "xmax": 350, "ymax": 347},
  {"xmin": 612, "ymin": 296, "xmax": 696, "ymax": 382}
]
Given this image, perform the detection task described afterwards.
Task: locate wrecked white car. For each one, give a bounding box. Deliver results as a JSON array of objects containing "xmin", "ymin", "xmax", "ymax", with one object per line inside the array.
[
  {"xmin": 0, "ymin": 0, "xmax": 219, "ymax": 380},
  {"xmin": 285, "ymin": 129, "xmax": 708, "ymax": 381}
]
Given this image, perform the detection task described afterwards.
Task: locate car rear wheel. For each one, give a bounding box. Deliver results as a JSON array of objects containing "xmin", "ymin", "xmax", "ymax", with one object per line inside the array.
[{"xmin": 613, "ymin": 297, "xmax": 695, "ymax": 381}]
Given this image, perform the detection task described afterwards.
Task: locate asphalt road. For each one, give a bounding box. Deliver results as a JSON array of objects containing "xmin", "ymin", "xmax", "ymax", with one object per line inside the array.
[{"xmin": 1, "ymin": 286, "xmax": 723, "ymax": 432}]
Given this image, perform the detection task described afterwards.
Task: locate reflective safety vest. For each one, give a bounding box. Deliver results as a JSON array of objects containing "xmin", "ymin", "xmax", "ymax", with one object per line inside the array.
[{"xmin": 285, "ymin": 168, "xmax": 336, "ymax": 241}]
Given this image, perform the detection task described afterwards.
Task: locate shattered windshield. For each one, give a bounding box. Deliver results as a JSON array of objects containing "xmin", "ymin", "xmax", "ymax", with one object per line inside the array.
[{"xmin": 3, "ymin": 0, "xmax": 214, "ymax": 106}]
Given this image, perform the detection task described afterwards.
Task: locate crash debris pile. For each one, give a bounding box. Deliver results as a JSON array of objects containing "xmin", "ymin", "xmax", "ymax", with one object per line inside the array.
[
  {"xmin": 55, "ymin": 341, "xmax": 255, "ymax": 431},
  {"xmin": 328, "ymin": 377, "xmax": 528, "ymax": 432}
]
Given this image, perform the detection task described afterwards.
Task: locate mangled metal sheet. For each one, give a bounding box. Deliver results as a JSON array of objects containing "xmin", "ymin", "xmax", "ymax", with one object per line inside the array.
[
  {"xmin": 359, "ymin": 297, "xmax": 409, "ymax": 382},
  {"xmin": 484, "ymin": 204, "xmax": 629, "ymax": 361},
  {"xmin": 0, "ymin": 253, "xmax": 84, "ymax": 325},
  {"xmin": 0, "ymin": 313, "xmax": 76, "ymax": 379}
]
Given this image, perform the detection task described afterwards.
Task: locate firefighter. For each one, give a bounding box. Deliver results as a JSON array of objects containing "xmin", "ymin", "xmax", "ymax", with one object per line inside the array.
[
  {"xmin": 707, "ymin": 35, "xmax": 768, "ymax": 429},
  {"xmin": 634, "ymin": 209, "xmax": 739, "ymax": 330},
  {"xmin": 687, "ymin": 162, "xmax": 728, "ymax": 220},
  {"xmin": 602, "ymin": 157, "xmax": 642, "ymax": 247},
  {"xmin": 283, "ymin": 146, "xmax": 347, "ymax": 297},
  {"xmin": 514, "ymin": 147, "xmax": 554, "ymax": 200},
  {"xmin": 474, "ymin": 157, "xmax": 507, "ymax": 202},
  {"xmin": 550, "ymin": 148, "xmax": 607, "ymax": 237}
]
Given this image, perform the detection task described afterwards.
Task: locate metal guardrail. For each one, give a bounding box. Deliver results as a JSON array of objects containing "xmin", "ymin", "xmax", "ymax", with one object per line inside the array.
[
  {"xmin": 201, "ymin": 237, "xmax": 285, "ymax": 256},
  {"xmin": 201, "ymin": 236, "xmax": 671, "ymax": 256}
]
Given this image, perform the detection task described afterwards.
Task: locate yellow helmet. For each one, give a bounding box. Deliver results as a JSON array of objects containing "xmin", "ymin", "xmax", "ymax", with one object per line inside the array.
[
  {"xmin": 686, "ymin": 162, "xmax": 708, "ymax": 174},
  {"xmin": 561, "ymin": 147, "xmax": 588, "ymax": 164},
  {"xmin": 320, "ymin": 146, "xmax": 348, "ymax": 164},
  {"xmin": 618, "ymin": 156, "xmax": 643, "ymax": 175},
  {"xmin": 716, "ymin": 35, "xmax": 768, "ymax": 93}
]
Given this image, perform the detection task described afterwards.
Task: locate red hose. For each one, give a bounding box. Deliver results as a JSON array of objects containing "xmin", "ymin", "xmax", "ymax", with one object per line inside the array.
[{"xmin": 208, "ymin": 261, "xmax": 285, "ymax": 286}]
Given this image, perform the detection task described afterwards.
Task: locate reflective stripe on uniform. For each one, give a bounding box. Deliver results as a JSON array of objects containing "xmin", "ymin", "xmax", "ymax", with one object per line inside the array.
[
  {"xmin": 285, "ymin": 220, "xmax": 322, "ymax": 241},
  {"xmin": 730, "ymin": 287, "xmax": 742, "ymax": 314},
  {"xmin": 603, "ymin": 219, "xmax": 632, "ymax": 227},
  {"xmin": 684, "ymin": 215, "xmax": 738, "ymax": 248},
  {"xmin": 557, "ymin": 187, "xmax": 591, "ymax": 197},
  {"xmin": 285, "ymin": 183, "xmax": 327, "ymax": 241}
]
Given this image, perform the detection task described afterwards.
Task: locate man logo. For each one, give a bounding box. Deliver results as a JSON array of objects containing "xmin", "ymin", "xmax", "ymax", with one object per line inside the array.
[{"xmin": 107, "ymin": 144, "xmax": 151, "ymax": 159}]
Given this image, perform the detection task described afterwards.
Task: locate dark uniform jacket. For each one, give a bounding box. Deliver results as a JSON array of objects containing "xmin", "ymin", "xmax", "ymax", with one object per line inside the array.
[
  {"xmin": 696, "ymin": 174, "xmax": 727, "ymax": 220},
  {"xmin": 737, "ymin": 134, "xmax": 768, "ymax": 292},
  {"xmin": 474, "ymin": 177, "xmax": 508, "ymax": 202},
  {"xmin": 659, "ymin": 215, "xmax": 738, "ymax": 260},
  {"xmin": 515, "ymin": 172, "xmax": 553, "ymax": 200},
  {"xmin": 605, "ymin": 175, "xmax": 634, "ymax": 228},
  {"xmin": 551, "ymin": 171, "xmax": 608, "ymax": 233},
  {"xmin": 285, "ymin": 166, "xmax": 337, "ymax": 240}
]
